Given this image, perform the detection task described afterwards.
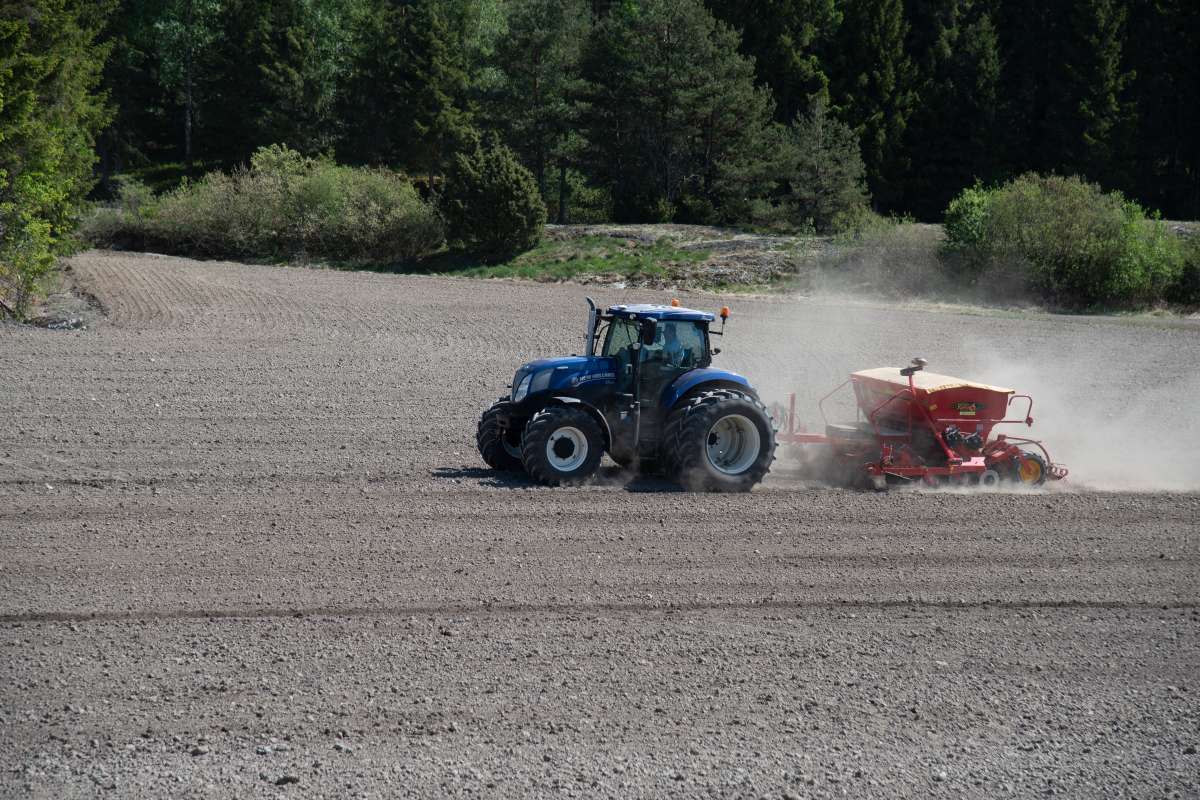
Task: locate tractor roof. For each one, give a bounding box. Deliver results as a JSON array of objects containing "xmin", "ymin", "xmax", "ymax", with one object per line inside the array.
[{"xmin": 607, "ymin": 303, "xmax": 715, "ymax": 322}]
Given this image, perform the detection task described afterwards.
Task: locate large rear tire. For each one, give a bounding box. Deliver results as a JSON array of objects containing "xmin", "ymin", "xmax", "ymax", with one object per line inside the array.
[
  {"xmin": 476, "ymin": 397, "xmax": 524, "ymax": 472},
  {"xmin": 662, "ymin": 389, "xmax": 776, "ymax": 492},
  {"xmin": 521, "ymin": 406, "xmax": 605, "ymax": 486}
]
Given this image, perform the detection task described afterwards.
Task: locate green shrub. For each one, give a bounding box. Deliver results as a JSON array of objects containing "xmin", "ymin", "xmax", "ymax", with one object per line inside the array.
[
  {"xmin": 442, "ymin": 143, "xmax": 546, "ymax": 262},
  {"xmin": 941, "ymin": 174, "xmax": 1186, "ymax": 309},
  {"xmin": 942, "ymin": 181, "xmax": 991, "ymax": 255},
  {"xmin": 84, "ymin": 145, "xmax": 444, "ymax": 263},
  {"xmin": 1167, "ymin": 237, "xmax": 1200, "ymax": 305}
]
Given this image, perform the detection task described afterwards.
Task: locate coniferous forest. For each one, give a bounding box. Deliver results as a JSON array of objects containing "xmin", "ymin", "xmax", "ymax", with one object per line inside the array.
[
  {"xmin": 93, "ymin": 0, "xmax": 1200, "ymax": 221},
  {"xmin": 2, "ymin": 0, "xmax": 1199, "ymax": 314}
]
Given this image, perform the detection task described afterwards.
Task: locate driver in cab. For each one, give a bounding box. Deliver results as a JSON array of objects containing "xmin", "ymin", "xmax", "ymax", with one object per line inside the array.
[{"xmin": 652, "ymin": 322, "xmax": 694, "ymax": 369}]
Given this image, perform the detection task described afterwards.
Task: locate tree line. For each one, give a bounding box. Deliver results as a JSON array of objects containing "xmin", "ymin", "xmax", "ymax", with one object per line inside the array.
[
  {"xmin": 92, "ymin": 0, "xmax": 1199, "ymax": 224},
  {"xmin": 2, "ymin": 0, "xmax": 1198, "ymax": 314}
]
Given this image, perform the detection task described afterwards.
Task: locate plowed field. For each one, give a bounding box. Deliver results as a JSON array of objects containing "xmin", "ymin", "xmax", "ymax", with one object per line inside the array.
[{"xmin": 1, "ymin": 251, "xmax": 1197, "ymax": 798}]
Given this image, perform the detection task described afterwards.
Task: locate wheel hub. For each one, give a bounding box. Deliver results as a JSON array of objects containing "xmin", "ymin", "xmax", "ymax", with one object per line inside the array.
[
  {"xmin": 546, "ymin": 426, "xmax": 588, "ymax": 472},
  {"xmin": 705, "ymin": 414, "xmax": 761, "ymax": 476}
]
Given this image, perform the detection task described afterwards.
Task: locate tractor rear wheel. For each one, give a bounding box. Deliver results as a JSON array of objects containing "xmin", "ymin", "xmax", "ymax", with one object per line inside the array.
[
  {"xmin": 476, "ymin": 398, "xmax": 524, "ymax": 472},
  {"xmin": 521, "ymin": 406, "xmax": 605, "ymax": 486},
  {"xmin": 663, "ymin": 389, "xmax": 776, "ymax": 492}
]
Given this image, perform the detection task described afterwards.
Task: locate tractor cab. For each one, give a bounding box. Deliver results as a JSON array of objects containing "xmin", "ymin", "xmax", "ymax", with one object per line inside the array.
[{"xmin": 597, "ymin": 303, "xmax": 715, "ymax": 407}]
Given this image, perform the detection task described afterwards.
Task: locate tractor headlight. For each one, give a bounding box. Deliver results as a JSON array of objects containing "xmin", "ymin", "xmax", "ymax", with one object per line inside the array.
[{"xmin": 512, "ymin": 373, "xmax": 532, "ymax": 402}]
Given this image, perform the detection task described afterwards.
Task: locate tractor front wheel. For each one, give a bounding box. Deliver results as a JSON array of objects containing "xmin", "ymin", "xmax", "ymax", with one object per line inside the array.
[
  {"xmin": 663, "ymin": 389, "xmax": 776, "ymax": 492},
  {"xmin": 521, "ymin": 406, "xmax": 605, "ymax": 486},
  {"xmin": 476, "ymin": 398, "xmax": 524, "ymax": 472}
]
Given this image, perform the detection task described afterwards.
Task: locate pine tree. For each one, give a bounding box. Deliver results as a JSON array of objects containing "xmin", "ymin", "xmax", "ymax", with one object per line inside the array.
[
  {"xmin": 705, "ymin": 0, "xmax": 841, "ymax": 123},
  {"xmin": 0, "ymin": 0, "xmax": 113, "ymax": 317},
  {"xmin": 574, "ymin": 0, "xmax": 776, "ymax": 222},
  {"xmin": 829, "ymin": 0, "xmax": 917, "ymax": 210},
  {"xmin": 340, "ymin": 0, "xmax": 476, "ymax": 174},
  {"xmin": 485, "ymin": 0, "xmax": 591, "ymax": 221}
]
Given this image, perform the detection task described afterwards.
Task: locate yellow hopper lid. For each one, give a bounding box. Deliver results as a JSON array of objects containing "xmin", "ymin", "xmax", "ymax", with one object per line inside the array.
[{"xmin": 852, "ymin": 367, "xmax": 1014, "ymax": 395}]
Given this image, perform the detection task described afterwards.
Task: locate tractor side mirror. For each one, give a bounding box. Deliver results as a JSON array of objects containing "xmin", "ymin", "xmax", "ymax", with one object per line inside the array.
[{"xmin": 712, "ymin": 347, "xmax": 722, "ymax": 356}]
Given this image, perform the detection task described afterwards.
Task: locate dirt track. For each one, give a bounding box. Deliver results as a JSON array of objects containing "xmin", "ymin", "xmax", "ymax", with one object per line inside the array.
[{"xmin": 1, "ymin": 251, "xmax": 1198, "ymax": 798}]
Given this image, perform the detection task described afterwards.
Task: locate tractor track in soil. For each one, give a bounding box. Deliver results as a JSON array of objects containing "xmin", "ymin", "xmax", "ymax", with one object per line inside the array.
[{"xmin": 1, "ymin": 249, "xmax": 1198, "ymax": 798}]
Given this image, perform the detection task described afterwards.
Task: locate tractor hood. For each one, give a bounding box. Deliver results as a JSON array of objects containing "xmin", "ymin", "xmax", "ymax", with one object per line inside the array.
[{"xmin": 511, "ymin": 356, "xmax": 617, "ymax": 402}]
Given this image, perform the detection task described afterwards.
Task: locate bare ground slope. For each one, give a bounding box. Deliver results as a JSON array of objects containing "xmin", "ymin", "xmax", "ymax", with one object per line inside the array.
[{"xmin": 1, "ymin": 251, "xmax": 1197, "ymax": 798}]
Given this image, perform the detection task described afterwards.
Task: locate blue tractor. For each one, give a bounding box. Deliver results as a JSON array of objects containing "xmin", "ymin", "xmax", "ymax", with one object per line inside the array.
[{"xmin": 476, "ymin": 298, "xmax": 776, "ymax": 491}]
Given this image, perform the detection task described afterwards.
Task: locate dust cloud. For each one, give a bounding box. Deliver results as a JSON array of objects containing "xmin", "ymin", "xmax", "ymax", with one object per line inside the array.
[
  {"xmin": 724, "ymin": 293, "xmax": 1200, "ymax": 493},
  {"xmin": 962, "ymin": 339, "xmax": 1200, "ymax": 492}
]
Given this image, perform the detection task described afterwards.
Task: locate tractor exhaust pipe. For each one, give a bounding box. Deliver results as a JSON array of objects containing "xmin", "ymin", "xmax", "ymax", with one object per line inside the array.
[{"xmin": 585, "ymin": 297, "xmax": 597, "ymax": 357}]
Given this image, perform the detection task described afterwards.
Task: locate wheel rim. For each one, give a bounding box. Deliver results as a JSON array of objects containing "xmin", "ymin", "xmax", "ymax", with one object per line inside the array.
[
  {"xmin": 1018, "ymin": 458, "xmax": 1043, "ymax": 484},
  {"xmin": 502, "ymin": 434, "xmax": 522, "ymax": 459},
  {"xmin": 546, "ymin": 426, "xmax": 588, "ymax": 472},
  {"xmin": 979, "ymin": 469, "xmax": 1001, "ymax": 488},
  {"xmin": 705, "ymin": 414, "xmax": 761, "ymax": 476}
]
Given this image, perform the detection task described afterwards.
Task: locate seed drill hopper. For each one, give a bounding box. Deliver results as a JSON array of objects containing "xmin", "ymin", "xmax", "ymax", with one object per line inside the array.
[{"xmin": 774, "ymin": 358, "xmax": 1068, "ymax": 490}]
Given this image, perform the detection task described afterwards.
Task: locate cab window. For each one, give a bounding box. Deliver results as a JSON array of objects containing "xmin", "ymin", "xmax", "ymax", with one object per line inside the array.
[{"xmin": 644, "ymin": 320, "xmax": 706, "ymax": 369}]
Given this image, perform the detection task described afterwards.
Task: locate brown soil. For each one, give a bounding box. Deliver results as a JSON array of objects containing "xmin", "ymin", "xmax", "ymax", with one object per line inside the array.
[{"xmin": 1, "ymin": 250, "xmax": 1197, "ymax": 798}]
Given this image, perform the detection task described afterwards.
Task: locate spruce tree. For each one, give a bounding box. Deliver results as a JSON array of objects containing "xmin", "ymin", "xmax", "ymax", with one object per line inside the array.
[
  {"xmin": 222, "ymin": 0, "xmax": 355, "ymax": 156},
  {"xmin": 1126, "ymin": 0, "xmax": 1200, "ymax": 218},
  {"xmin": 902, "ymin": 0, "xmax": 1002, "ymax": 219},
  {"xmin": 0, "ymin": 0, "xmax": 113, "ymax": 317},
  {"xmin": 1055, "ymin": 0, "xmax": 1135, "ymax": 187},
  {"xmin": 705, "ymin": 0, "xmax": 841, "ymax": 123},
  {"xmin": 95, "ymin": 0, "xmax": 174, "ymax": 179},
  {"xmin": 829, "ymin": 0, "xmax": 916, "ymax": 211},
  {"xmin": 340, "ymin": 0, "xmax": 476, "ymax": 174},
  {"xmin": 574, "ymin": 0, "xmax": 776, "ymax": 222},
  {"xmin": 996, "ymin": 0, "xmax": 1134, "ymax": 189},
  {"xmin": 782, "ymin": 99, "xmax": 869, "ymax": 232}
]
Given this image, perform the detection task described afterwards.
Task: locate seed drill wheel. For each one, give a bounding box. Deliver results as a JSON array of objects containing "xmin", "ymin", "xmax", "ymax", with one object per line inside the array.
[
  {"xmin": 477, "ymin": 397, "xmax": 524, "ymax": 472},
  {"xmin": 662, "ymin": 389, "xmax": 776, "ymax": 492},
  {"xmin": 1014, "ymin": 452, "xmax": 1048, "ymax": 487},
  {"xmin": 977, "ymin": 469, "xmax": 1002, "ymax": 490},
  {"xmin": 520, "ymin": 406, "xmax": 605, "ymax": 486}
]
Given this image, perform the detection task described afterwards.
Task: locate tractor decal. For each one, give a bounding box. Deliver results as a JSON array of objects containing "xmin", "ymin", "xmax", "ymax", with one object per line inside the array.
[{"xmin": 570, "ymin": 371, "xmax": 615, "ymax": 386}]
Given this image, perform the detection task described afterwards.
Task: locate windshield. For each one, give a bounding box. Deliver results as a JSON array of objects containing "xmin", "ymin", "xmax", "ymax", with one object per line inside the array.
[{"xmin": 601, "ymin": 318, "xmax": 640, "ymax": 357}]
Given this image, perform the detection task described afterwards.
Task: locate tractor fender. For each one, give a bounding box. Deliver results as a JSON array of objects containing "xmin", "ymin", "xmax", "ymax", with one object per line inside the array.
[
  {"xmin": 661, "ymin": 369, "xmax": 755, "ymax": 410},
  {"xmin": 545, "ymin": 396, "xmax": 614, "ymax": 449}
]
